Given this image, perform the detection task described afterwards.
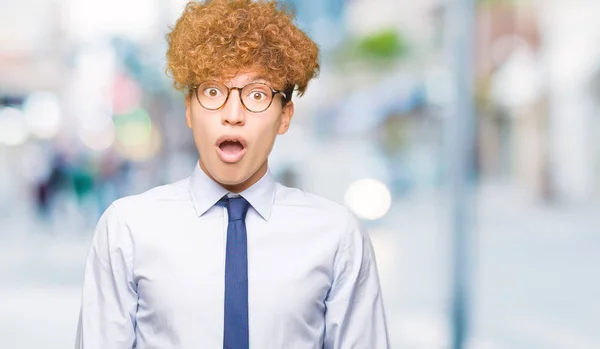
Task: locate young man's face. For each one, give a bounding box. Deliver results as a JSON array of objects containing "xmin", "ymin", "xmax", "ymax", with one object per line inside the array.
[{"xmin": 185, "ymin": 71, "xmax": 294, "ymax": 192}]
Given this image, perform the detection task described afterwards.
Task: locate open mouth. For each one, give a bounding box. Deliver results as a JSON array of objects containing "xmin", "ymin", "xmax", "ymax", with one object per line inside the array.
[{"xmin": 216, "ymin": 136, "xmax": 247, "ymax": 163}]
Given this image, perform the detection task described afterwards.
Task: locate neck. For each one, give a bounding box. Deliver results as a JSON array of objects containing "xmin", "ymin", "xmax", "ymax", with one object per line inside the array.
[{"xmin": 200, "ymin": 160, "xmax": 268, "ymax": 194}]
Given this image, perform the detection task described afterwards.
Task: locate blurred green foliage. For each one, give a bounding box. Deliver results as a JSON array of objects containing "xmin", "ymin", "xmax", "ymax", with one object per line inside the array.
[
  {"xmin": 333, "ymin": 28, "xmax": 409, "ymax": 71},
  {"xmin": 355, "ymin": 29, "xmax": 408, "ymax": 61}
]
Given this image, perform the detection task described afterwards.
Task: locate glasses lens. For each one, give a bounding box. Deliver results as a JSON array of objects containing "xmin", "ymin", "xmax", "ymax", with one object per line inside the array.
[
  {"xmin": 241, "ymin": 83, "xmax": 273, "ymax": 112},
  {"xmin": 197, "ymin": 81, "xmax": 228, "ymax": 110}
]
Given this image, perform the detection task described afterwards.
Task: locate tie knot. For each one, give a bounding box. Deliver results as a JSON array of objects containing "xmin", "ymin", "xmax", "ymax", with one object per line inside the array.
[{"xmin": 223, "ymin": 196, "xmax": 250, "ymax": 222}]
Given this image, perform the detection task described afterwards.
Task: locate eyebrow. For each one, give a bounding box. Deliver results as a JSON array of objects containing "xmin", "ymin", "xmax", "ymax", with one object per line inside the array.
[
  {"xmin": 205, "ymin": 75, "xmax": 273, "ymax": 88},
  {"xmin": 244, "ymin": 75, "xmax": 270, "ymax": 84}
]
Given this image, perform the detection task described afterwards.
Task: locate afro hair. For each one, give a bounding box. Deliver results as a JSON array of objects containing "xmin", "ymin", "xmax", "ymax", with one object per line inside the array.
[{"xmin": 166, "ymin": 0, "xmax": 320, "ymax": 99}]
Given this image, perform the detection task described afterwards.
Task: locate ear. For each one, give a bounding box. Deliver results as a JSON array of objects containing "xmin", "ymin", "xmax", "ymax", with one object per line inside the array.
[
  {"xmin": 277, "ymin": 101, "xmax": 294, "ymax": 135},
  {"xmin": 185, "ymin": 94, "xmax": 192, "ymax": 129}
]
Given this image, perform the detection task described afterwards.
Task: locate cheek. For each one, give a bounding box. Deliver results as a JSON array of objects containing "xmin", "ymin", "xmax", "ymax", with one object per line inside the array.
[
  {"xmin": 190, "ymin": 117, "xmax": 217, "ymax": 147},
  {"xmin": 252, "ymin": 122, "xmax": 280, "ymax": 152}
]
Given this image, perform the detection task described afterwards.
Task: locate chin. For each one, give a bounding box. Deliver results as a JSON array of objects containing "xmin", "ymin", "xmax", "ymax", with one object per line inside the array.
[
  {"xmin": 216, "ymin": 174, "xmax": 250, "ymax": 186},
  {"xmin": 201, "ymin": 154, "xmax": 266, "ymax": 189},
  {"xmin": 210, "ymin": 164, "xmax": 252, "ymax": 186}
]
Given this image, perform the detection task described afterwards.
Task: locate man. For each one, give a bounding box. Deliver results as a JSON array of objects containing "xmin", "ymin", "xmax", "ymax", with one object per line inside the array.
[{"xmin": 75, "ymin": 0, "xmax": 390, "ymax": 348}]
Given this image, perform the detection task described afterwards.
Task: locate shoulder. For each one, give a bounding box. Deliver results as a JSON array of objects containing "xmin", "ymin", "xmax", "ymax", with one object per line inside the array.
[
  {"xmin": 109, "ymin": 177, "xmax": 191, "ymax": 218},
  {"xmin": 275, "ymin": 185, "xmax": 376, "ymax": 269},
  {"xmin": 274, "ymin": 183, "xmax": 361, "ymax": 230}
]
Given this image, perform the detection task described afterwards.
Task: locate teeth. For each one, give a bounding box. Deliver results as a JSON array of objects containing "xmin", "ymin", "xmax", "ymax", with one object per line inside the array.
[{"xmin": 220, "ymin": 140, "xmax": 241, "ymax": 146}]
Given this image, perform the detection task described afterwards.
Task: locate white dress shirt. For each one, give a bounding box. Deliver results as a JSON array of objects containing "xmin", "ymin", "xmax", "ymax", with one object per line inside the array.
[{"xmin": 75, "ymin": 162, "xmax": 390, "ymax": 349}]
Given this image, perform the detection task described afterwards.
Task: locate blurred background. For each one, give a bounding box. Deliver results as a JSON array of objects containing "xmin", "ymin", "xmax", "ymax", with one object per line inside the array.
[{"xmin": 1, "ymin": 0, "xmax": 599, "ymax": 348}]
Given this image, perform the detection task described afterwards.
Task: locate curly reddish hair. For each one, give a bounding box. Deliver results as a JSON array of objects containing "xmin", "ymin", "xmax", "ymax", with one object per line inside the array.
[{"xmin": 166, "ymin": 0, "xmax": 320, "ymax": 99}]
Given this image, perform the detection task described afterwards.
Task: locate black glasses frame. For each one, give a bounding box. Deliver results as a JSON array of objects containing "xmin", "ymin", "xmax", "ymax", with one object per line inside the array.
[{"xmin": 191, "ymin": 81, "xmax": 288, "ymax": 113}]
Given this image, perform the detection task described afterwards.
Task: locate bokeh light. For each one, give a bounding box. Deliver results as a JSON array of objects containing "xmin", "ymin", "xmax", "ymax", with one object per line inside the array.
[
  {"xmin": 79, "ymin": 121, "xmax": 116, "ymax": 151},
  {"xmin": 114, "ymin": 108, "xmax": 161, "ymax": 161},
  {"xmin": 0, "ymin": 107, "xmax": 29, "ymax": 146},
  {"xmin": 22, "ymin": 92, "xmax": 63, "ymax": 139},
  {"xmin": 78, "ymin": 109, "xmax": 114, "ymax": 132},
  {"xmin": 344, "ymin": 178, "xmax": 392, "ymax": 220}
]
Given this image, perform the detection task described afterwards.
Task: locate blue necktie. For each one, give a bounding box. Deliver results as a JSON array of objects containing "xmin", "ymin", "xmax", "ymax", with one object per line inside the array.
[{"xmin": 222, "ymin": 195, "xmax": 250, "ymax": 349}]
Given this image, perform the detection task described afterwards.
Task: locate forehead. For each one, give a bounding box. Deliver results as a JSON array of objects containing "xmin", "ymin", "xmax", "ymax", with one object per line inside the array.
[{"xmin": 214, "ymin": 70, "xmax": 272, "ymax": 86}]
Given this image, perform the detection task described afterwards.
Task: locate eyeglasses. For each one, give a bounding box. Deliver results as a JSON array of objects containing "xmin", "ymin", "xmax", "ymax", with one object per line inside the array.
[{"xmin": 191, "ymin": 81, "xmax": 287, "ymax": 113}]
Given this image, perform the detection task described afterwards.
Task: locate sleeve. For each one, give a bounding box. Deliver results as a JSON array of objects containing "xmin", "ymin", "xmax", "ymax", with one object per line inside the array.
[
  {"xmin": 75, "ymin": 203, "xmax": 138, "ymax": 349},
  {"xmin": 323, "ymin": 209, "xmax": 391, "ymax": 349}
]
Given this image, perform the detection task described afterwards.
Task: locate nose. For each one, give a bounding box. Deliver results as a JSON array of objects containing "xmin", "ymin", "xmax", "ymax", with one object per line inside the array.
[{"xmin": 221, "ymin": 89, "xmax": 245, "ymax": 126}]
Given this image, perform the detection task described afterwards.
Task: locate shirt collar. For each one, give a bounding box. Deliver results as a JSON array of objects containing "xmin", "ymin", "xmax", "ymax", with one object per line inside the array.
[{"xmin": 189, "ymin": 161, "xmax": 276, "ymax": 221}]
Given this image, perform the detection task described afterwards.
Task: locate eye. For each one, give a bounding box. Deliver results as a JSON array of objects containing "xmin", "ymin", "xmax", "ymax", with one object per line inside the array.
[
  {"xmin": 203, "ymin": 87, "xmax": 223, "ymax": 98},
  {"xmin": 249, "ymin": 90, "xmax": 267, "ymax": 101}
]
